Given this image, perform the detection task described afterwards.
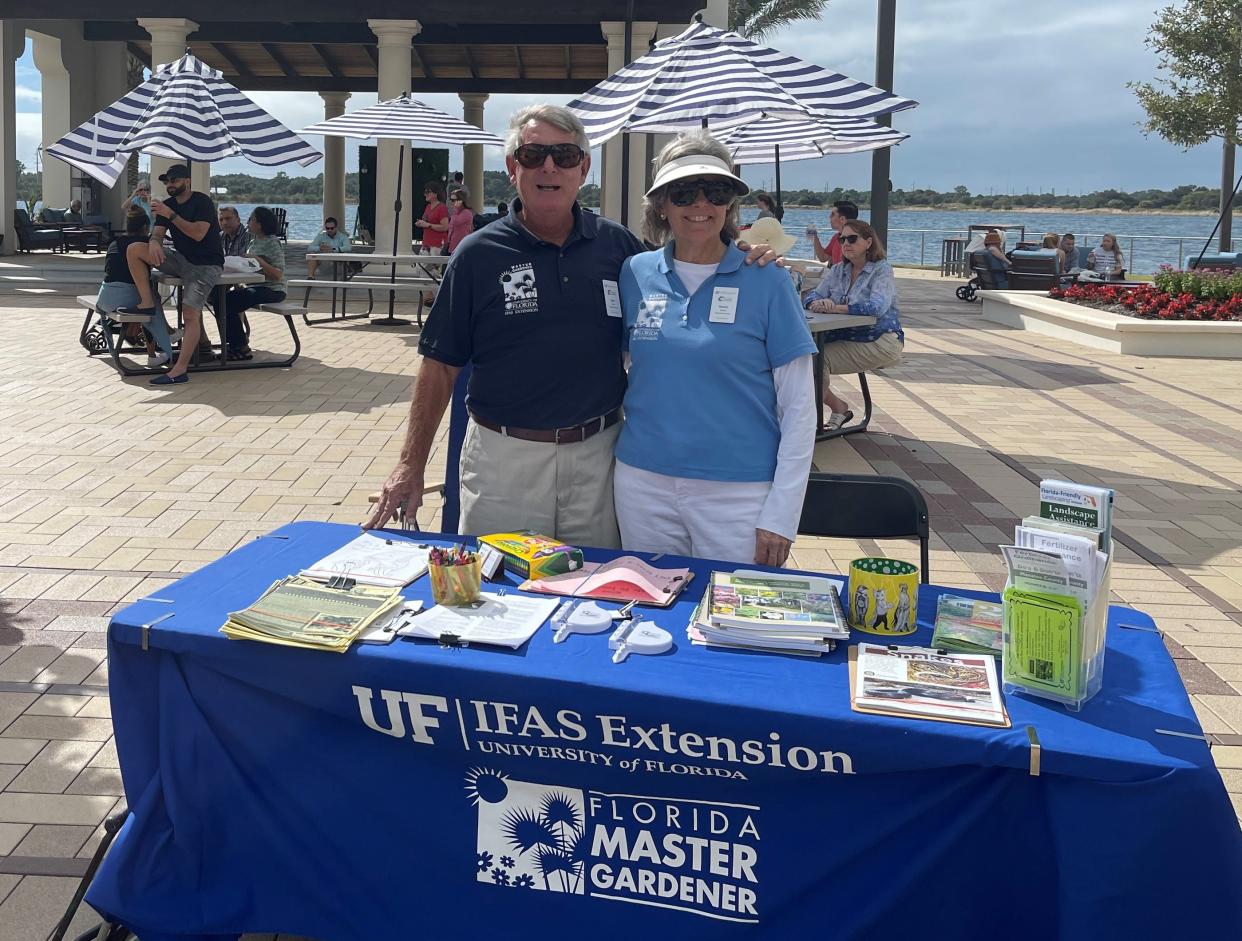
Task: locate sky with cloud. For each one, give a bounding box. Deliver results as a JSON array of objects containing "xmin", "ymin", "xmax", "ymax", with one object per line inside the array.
[{"xmin": 12, "ymin": 1, "xmax": 1228, "ymax": 195}]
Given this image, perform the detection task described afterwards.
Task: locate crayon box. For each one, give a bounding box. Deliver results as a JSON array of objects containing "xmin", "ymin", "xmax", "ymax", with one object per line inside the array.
[{"xmin": 478, "ymin": 531, "xmax": 584, "ymax": 580}]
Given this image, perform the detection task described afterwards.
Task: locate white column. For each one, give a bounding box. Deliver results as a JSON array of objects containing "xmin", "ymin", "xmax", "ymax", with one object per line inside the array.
[
  {"xmin": 368, "ymin": 19, "xmax": 421, "ymax": 255},
  {"xmin": 319, "ymin": 91, "xmax": 350, "ymax": 227},
  {"xmin": 600, "ymin": 21, "xmax": 657, "ymax": 233},
  {"xmin": 93, "ymin": 41, "xmax": 131, "ymax": 226},
  {"xmin": 138, "ymin": 18, "xmax": 199, "ymax": 189},
  {"xmin": 459, "ymin": 92, "xmax": 488, "ymax": 211},
  {"xmin": 30, "ymin": 32, "xmax": 70, "ymax": 209},
  {"xmin": 0, "ymin": 21, "xmax": 21, "ymax": 255}
]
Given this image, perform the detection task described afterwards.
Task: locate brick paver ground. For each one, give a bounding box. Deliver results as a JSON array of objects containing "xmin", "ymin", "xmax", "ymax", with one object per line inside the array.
[{"xmin": 1, "ymin": 267, "xmax": 1240, "ymax": 938}]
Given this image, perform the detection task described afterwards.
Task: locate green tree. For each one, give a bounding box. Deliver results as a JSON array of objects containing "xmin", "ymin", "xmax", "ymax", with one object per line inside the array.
[
  {"xmin": 1131, "ymin": 0, "xmax": 1242, "ymax": 249},
  {"xmin": 729, "ymin": 1, "xmax": 832, "ymax": 39}
]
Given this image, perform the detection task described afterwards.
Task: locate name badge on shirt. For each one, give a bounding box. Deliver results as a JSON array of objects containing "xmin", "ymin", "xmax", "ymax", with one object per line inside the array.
[
  {"xmin": 602, "ymin": 279, "xmax": 623, "ymax": 318},
  {"xmin": 709, "ymin": 286, "xmax": 740, "ymax": 323}
]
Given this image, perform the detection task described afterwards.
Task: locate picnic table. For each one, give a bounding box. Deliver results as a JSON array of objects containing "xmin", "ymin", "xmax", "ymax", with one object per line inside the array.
[
  {"xmin": 295, "ymin": 251, "xmax": 448, "ymax": 326},
  {"xmin": 156, "ymin": 268, "xmax": 300, "ymax": 371},
  {"xmin": 805, "ymin": 311, "xmax": 878, "ymax": 440}
]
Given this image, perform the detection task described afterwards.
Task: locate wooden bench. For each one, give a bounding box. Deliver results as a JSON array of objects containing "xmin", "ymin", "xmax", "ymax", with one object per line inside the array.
[{"xmin": 288, "ymin": 277, "xmax": 437, "ymax": 327}]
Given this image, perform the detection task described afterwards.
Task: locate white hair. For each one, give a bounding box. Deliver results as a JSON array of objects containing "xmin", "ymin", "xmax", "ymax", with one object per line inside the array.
[{"xmin": 505, "ymin": 104, "xmax": 590, "ymax": 155}]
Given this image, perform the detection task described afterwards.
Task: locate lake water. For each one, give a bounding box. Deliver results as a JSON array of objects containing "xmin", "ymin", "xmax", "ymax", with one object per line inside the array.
[{"xmin": 208, "ymin": 203, "xmax": 1233, "ymax": 274}]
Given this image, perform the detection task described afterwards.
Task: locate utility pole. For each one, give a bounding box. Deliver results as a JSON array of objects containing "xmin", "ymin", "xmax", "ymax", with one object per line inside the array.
[{"xmin": 868, "ymin": 0, "xmax": 896, "ymax": 244}]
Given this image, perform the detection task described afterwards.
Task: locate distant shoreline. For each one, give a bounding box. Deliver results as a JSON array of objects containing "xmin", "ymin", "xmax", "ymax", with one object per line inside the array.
[{"xmin": 776, "ymin": 204, "xmax": 1218, "ymax": 216}]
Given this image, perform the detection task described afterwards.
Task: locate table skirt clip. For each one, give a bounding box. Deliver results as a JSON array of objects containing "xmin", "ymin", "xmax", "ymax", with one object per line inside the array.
[
  {"xmin": 1118, "ymin": 622, "xmax": 1161, "ymax": 633},
  {"xmin": 141, "ymin": 612, "xmax": 175, "ymax": 651},
  {"xmin": 1026, "ymin": 725, "xmax": 1041, "ymax": 777},
  {"xmin": 1155, "ymin": 728, "xmax": 1211, "ymax": 742}
]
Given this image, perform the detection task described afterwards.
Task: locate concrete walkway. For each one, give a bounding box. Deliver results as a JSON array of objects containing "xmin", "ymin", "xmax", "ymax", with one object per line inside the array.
[{"xmin": 0, "ymin": 271, "xmax": 1239, "ymax": 938}]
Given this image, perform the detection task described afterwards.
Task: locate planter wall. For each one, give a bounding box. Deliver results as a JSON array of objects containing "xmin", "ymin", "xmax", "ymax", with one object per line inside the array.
[{"xmin": 979, "ymin": 291, "xmax": 1242, "ymax": 358}]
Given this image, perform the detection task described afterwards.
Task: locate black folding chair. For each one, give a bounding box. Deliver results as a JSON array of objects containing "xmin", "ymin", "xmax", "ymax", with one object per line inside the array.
[
  {"xmin": 797, "ymin": 473, "xmax": 931, "ymax": 582},
  {"xmin": 47, "ymin": 810, "xmax": 134, "ymax": 941}
]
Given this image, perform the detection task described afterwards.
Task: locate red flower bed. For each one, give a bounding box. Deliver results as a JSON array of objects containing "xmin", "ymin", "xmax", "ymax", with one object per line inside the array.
[{"xmin": 1048, "ymin": 282, "xmax": 1242, "ymax": 321}]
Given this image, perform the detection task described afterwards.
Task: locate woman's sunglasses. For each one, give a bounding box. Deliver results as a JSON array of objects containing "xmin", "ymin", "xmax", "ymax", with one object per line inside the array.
[
  {"xmin": 838, "ymin": 233, "xmax": 863, "ymax": 244},
  {"xmin": 666, "ymin": 179, "xmax": 738, "ymax": 207},
  {"xmin": 513, "ymin": 143, "xmax": 586, "ymax": 169}
]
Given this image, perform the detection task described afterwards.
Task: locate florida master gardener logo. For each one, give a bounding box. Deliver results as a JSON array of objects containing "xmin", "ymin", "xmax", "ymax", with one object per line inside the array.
[
  {"xmin": 630, "ymin": 294, "xmax": 668, "ymax": 341},
  {"xmin": 465, "ymin": 767, "xmax": 760, "ymax": 922},
  {"xmin": 501, "ymin": 264, "xmax": 539, "ymax": 315}
]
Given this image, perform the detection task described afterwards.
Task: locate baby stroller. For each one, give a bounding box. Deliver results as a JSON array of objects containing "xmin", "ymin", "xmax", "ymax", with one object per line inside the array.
[{"xmin": 956, "ymin": 250, "xmax": 1007, "ymax": 302}]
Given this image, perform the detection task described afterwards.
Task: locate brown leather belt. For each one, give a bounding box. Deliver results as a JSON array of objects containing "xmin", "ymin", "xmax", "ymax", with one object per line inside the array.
[{"xmin": 470, "ymin": 407, "xmax": 621, "ymax": 445}]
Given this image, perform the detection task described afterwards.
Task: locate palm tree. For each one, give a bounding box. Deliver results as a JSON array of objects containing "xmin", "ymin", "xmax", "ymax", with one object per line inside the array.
[{"xmin": 730, "ymin": 0, "xmax": 833, "ymax": 39}]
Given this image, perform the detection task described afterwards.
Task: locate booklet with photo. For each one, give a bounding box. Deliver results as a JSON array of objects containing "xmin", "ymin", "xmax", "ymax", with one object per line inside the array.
[
  {"xmin": 707, "ymin": 570, "xmax": 848, "ymax": 637},
  {"xmin": 521, "ymin": 556, "xmax": 692, "ymax": 607},
  {"xmin": 849, "ymin": 643, "xmax": 1010, "ymax": 728}
]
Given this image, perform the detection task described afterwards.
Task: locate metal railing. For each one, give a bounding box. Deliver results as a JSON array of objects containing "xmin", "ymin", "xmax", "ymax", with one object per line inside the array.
[{"xmin": 881, "ymin": 227, "xmax": 1227, "ymax": 275}]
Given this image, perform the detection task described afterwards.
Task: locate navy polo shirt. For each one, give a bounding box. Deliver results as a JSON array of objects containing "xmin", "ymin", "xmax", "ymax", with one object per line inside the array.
[{"xmin": 418, "ymin": 200, "xmax": 644, "ymax": 430}]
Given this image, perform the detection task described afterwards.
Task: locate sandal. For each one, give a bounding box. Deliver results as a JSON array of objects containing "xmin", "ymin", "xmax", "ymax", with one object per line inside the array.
[
  {"xmin": 825, "ymin": 409, "xmax": 854, "ymax": 431},
  {"xmin": 224, "ymin": 348, "xmax": 253, "ymax": 361}
]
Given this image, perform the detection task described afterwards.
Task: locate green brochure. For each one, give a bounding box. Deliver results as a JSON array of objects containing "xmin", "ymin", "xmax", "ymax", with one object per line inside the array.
[{"xmin": 1002, "ymin": 587, "xmax": 1084, "ymax": 700}]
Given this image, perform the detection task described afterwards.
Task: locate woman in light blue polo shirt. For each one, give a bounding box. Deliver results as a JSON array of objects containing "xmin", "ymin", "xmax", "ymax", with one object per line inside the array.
[{"xmin": 615, "ymin": 132, "xmax": 818, "ymax": 567}]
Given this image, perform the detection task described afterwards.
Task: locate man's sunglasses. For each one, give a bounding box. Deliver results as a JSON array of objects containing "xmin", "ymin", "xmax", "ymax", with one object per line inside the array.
[
  {"xmin": 513, "ymin": 143, "xmax": 586, "ymax": 169},
  {"xmin": 838, "ymin": 233, "xmax": 862, "ymax": 244},
  {"xmin": 666, "ymin": 179, "xmax": 738, "ymax": 207}
]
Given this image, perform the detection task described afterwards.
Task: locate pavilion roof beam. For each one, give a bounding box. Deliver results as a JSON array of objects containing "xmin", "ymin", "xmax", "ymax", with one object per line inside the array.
[
  {"xmin": 513, "ymin": 45, "xmax": 524, "ymax": 79},
  {"xmin": 363, "ymin": 44, "xmax": 380, "ymax": 70},
  {"xmin": 312, "ymin": 43, "xmax": 344, "ymax": 79},
  {"xmin": 411, "ymin": 45, "xmax": 433, "ymax": 80},
  {"xmin": 211, "ymin": 42, "xmax": 253, "ymax": 80},
  {"xmin": 236, "ymin": 76, "xmax": 595, "ymax": 93},
  {"xmin": 126, "ymin": 42, "xmax": 150, "ymax": 68},
  {"xmin": 463, "ymin": 45, "xmax": 478, "ymax": 80},
  {"xmin": 83, "ymin": 21, "xmax": 608, "ymax": 46},
  {"xmin": 260, "ymin": 42, "xmax": 296, "ymax": 79},
  {"xmin": 564, "ymin": 45, "xmax": 572, "ymax": 78}
]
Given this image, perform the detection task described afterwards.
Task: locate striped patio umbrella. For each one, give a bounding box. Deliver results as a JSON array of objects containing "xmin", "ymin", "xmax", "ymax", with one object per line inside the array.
[
  {"xmin": 298, "ymin": 93, "xmax": 505, "ymax": 147},
  {"xmin": 723, "ymin": 114, "xmax": 909, "ymax": 164},
  {"xmin": 567, "ymin": 20, "xmax": 917, "ymax": 148},
  {"xmin": 299, "ymin": 94, "xmax": 505, "ymax": 324},
  {"xmin": 46, "ymin": 54, "xmax": 321, "ymax": 188}
]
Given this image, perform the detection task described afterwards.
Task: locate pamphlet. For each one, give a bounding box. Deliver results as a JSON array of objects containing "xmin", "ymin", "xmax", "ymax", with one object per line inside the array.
[
  {"xmin": 522, "ymin": 556, "xmax": 692, "ymax": 607},
  {"xmin": 302, "ymin": 533, "xmax": 430, "ymax": 588},
  {"xmin": 399, "ymin": 592, "xmax": 559, "ymax": 649},
  {"xmin": 849, "ymin": 643, "xmax": 1010, "ymax": 728},
  {"xmin": 1039, "ymin": 478, "xmax": 1114, "ymax": 553},
  {"xmin": 221, "ymin": 576, "xmax": 403, "ymax": 652},
  {"xmin": 708, "ymin": 570, "xmax": 848, "ymax": 635},
  {"xmin": 930, "ymin": 594, "xmax": 1003, "ymax": 656},
  {"xmin": 1001, "ymin": 587, "xmax": 1084, "ymax": 700}
]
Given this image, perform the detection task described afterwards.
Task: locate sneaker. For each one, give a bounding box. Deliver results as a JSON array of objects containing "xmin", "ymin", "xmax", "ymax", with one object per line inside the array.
[
  {"xmin": 147, "ymin": 352, "xmax": 170, "ymax": 367},
  {"xmin": 169, "ymin": 328, "xmax": 183, "ymax": 344}
]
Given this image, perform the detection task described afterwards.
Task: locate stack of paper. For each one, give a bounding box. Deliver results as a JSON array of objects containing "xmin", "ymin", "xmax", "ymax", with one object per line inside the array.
[
  {"xmin": 688, "ymin": 570, "xmax": 849, "ymax": 657},
  {"xmin": 301, "ymin": 533, "xmax": 430, "ymax": 588},
  {"xmin": 849, "ymin": 643, "xmax": 1010, "ymax": 728},
  {"xmin": 221, "ymin": 576, "xmax": 404, "ymax": 652},
  {"xmin": 398, "ymin": 592, "xmax": 559, "ymax": 649}
]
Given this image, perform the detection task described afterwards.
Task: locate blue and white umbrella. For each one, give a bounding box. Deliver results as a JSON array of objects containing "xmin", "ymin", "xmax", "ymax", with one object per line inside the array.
[
  {"xmin": 298, "ymin": 93, "xmax": 505, "ymax": 147},
  {"xmin": 567, "ymin": 20, "xmax": 917, "ymax": 147},
  {"xmin": 47, "ymin": 53, "xmax": 321, "ymax": 188},
  {"xmin": 723, "ymin": 114, "xmax": 909, "ymax": 164}
]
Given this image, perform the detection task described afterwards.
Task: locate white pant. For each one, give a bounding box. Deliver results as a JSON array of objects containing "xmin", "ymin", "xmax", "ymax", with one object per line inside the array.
[
  {"xmin": 614, "ymin": 461, "xmax": 771, "ymax": 564},
  {"xmin": 458, "ymin": 419, "xmax": 621, "ymax": 548}
]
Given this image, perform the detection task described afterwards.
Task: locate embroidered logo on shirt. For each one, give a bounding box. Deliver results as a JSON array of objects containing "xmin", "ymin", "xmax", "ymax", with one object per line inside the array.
[
  {"xmin": 500, "ymin": 264, "xmax": 539, "ymax": 315},
  {"xmin": 630, "ymin": 294, "xmax": 668, "ymax": 341}
]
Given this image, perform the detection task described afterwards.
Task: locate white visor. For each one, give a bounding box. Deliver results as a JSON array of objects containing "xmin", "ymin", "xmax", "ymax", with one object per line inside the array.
[{"xmin": 646, "ymin": 154, "xmax": 749, "ymax": 198}]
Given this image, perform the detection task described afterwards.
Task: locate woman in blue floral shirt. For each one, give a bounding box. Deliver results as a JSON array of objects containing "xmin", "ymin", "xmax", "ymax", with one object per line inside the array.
[{"xmin": 801, "ymin": 220, "xmax": 904, "ymax": 430}]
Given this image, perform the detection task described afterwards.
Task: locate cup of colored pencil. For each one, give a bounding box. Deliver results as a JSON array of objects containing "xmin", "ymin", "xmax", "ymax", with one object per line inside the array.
[{"xmin": 428, "ymin": 545, "xmax": 482, "ymax": 607}]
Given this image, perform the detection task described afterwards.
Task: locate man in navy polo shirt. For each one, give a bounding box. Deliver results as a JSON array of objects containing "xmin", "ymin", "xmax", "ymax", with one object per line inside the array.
[{"xmin": 364, "ymin": 105, "xmax": 640, "ymax": 546}]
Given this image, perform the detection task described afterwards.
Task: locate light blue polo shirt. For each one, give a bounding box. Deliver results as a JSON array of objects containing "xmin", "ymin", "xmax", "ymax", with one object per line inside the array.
[{"xmin": 617, "ymin": 242, "xmax": 816, "ymax": 482}]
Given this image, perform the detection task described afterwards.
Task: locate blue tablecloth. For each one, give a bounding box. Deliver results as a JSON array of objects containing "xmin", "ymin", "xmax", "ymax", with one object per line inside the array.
[{"xmin": 89, "ymin": 522, "xmax": 1242, "ymax": 941}]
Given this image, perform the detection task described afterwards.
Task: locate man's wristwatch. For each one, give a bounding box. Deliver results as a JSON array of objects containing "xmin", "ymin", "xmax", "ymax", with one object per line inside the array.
[{"xmin": 166, "ymin": 207, "xmax": 179, "ymax": 220}]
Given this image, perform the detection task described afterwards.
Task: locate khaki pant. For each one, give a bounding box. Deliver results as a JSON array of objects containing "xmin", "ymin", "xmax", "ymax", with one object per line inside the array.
[
  {"xmin": 458, "ymin": 419, "xmax": 621, "ymax": 549},
  {"xmin": 823, "ymin": 331, "xmax": 903, "ymax": 375}
]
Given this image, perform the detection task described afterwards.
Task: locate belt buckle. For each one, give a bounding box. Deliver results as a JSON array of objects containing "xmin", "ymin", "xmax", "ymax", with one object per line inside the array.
[{"xmin": 554, "ymin": 426, "xmax": 563, "ymax": 444}]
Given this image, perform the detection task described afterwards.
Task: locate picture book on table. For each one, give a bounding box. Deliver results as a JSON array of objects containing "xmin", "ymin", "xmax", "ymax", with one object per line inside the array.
[
  {"xmin": 521, "ymin": 556, "xmax": 692, "ymax": 607},
  {"xmin": 707, "ymin": 570, "xmax": 847, "ymax": 634}
]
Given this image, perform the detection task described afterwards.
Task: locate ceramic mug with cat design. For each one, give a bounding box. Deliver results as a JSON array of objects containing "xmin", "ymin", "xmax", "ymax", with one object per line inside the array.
[{"xmin": 849, "ymin": 558, "xmax": 919, "ymax": 635}]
